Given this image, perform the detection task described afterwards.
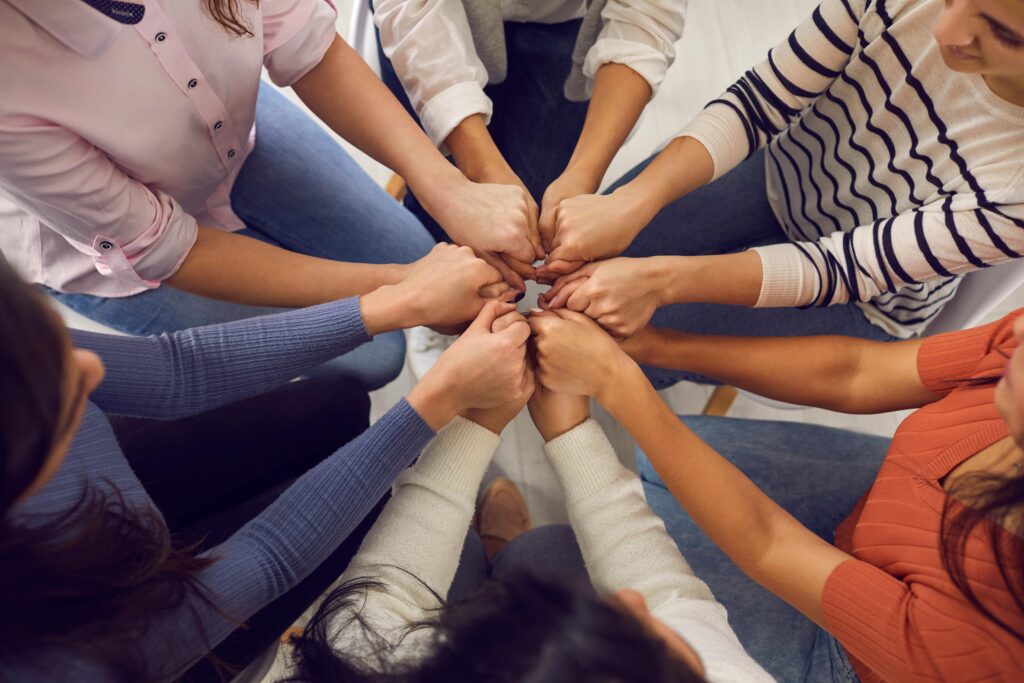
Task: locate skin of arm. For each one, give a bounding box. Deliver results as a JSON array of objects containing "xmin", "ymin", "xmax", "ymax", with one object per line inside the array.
[
  {"xmin": 295, "ymin": 36, "xmax": 539, "ymax": 291},
  {"xmin": 539, "ymin": 250, "xmax": 763, "ymax": 338},
  {"xmin": 621, "ymin": 327, "xmax": 938, "ymax": 414},
  {"xmin": 527, "ymin": 308, "xmax": 882, "ymax": 627},
  {"xmin": 538, "ymin": 63, "xmax": 652, "ymax": 253},
  {"xmin": 166, "ymin": 225, "xmax": 407, "ymax": 307}
]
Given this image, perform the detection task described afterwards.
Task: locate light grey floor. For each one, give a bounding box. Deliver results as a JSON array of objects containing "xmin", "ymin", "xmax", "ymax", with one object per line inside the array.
[{"xmin": 46, "ymin": 2, "xmax": 1024, "ymax": 679}]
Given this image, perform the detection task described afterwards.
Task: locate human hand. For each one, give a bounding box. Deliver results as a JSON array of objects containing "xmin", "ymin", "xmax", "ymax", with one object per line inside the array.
[
  {"xmin": 410, "ymin": 301, "xmax": 533, "ymax": 430},
  {"xmin": 538, "ymin": 168, "xmax": 600, "ymax": 265},
  {"xmin": 535, "ymin": 188, "xmax": 652, "ymax": 282},
  {"xmin": 431, "ymin": 170, "xmax": 541, "ymax": 291},
  {"xmin": 463, "ymin": 309, "xmax": 535, "ymax": 433},
  {"xmin": 527, "ymin": 370, "xmax": 589, "ymax": 442},
  {"xmin": 538, "ymin": 256, "xmax": 672, "ymax": 338},
  {"xmin": 361, "ymin": 243, "xmax": 514, "ymax": 334},
  {"xmin": 527, "ymin": 309, "xmax": 636, "ymax": 400}
]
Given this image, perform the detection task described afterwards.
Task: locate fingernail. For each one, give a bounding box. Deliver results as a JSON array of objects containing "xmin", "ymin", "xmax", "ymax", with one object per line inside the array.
[
  {"xmin": 514, "ymin": 291, "xmax": 525, "ymax": 303},
  {"xmin": 530, "ymin": 307, "xmax": 543, "ymax": 314}
]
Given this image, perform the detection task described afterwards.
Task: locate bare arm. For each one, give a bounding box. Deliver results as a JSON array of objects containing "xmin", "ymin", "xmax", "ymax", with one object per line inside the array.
[
  {"xmin": 166, "ymin": 226, "xmax": 404, "ymax": 307},
  {"xmin": 624, "ymin": 326, "xmax": 937, "ymax": 413},
  {"xmin": 293, "ymin": 35, "xmax": 465, "ymax": 212},
  {"xmin": 600, "ymin": 363, "xmax": 850, "ymax": 627}
]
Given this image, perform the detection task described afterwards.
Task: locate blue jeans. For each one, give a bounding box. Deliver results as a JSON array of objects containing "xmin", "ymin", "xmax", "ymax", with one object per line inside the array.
[
  {"xmin": 448, "ymin": 525, "xmax": 590, "ymax": 602},
  {"xmin": 375, "ymin": 14, "xmax": 589, "ymax": 242},
  {"xmin": 610, "ymin": 150, "xmax": 897, "ymax": 389},
  {"xmin": 52, "ymin": 84, "xmax": 434, "ymax": 390},
  {"xmin": 639, "ymin": 415, "xmax": 892, "ymax": 682}
]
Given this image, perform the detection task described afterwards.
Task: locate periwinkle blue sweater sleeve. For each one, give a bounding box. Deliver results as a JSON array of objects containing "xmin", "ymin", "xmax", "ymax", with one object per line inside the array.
[
  {"xmin": 144, "ymin": 399, "xmax": 435, "ymax": 681},
  {"xmin": 71, "ymin": 298, "xmax": 371, "ymax": 418}
]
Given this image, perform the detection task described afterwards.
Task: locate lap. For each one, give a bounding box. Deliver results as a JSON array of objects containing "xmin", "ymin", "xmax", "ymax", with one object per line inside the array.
[
  {"xmin": 638, "ymin": 415, "xmax": 888, "ymax": 681},
  {"xmin": 231, "ymin": 83, "xmax": 433, "ymax": 265}
]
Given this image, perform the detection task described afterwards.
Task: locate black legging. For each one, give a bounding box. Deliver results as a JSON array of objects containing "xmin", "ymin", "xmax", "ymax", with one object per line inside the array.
[{"xmin": 111, "ymin": 375, "xmax": 380, "ymax": 681}]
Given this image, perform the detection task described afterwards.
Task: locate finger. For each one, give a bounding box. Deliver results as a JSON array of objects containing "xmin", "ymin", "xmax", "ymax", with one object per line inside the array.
[
  {"xmin": 566, "ymin": 286, "xmax": 592, "ymax": 314},
  {"xmin": 547, "ymin": 243, "xmax": 588, "ymax": 264},
  {"xmin": 467, "ymin": 300, "xmax": 515, "ymax": 334},
  {"xmin": 538, "ymin": 201, "xmax": 556, "ymax": 253},
  {"xmin": 502, "ymin": 253, "xmax": 536, "ymax": 282},
  {"xmin": 550, "ymin": 308, "xmax": 600, "ymax": 326},
  {"xmin": 526, "ymin": 314, "xmax": 558, "ymax": 336},
  {"xmin": 536, "ymin": 259, "xmax": 585, "ymax": 281},
  {"xmin": 522, "ymin": 196, "xmax": 544, "ymax": 260},
  {"xmin": 539, "ymin": 269, "xmax": 590, "ymax": 305},
  {"xmin": 496, "ymin": 318, "xmax": 532, "ymax": 347},
  {"xmin": 545, "ymin": 278, "xmax": 585, "ymax": 310},
  {"xmin": 482, "ymin": 252, "xmax": 525, "ymax": 291},
  {"xmin": 479, "ymin": 281, "xmax": 512, "ymax": 299},
  {"xmin": 491, "ymin": 310, "xmax": 526, "ymax": 334}
]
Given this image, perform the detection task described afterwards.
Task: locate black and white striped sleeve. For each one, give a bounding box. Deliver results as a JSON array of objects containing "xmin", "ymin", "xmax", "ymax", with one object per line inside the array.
[
  {"xmin": 678, "ymin": 0, "xmax": 863, "ymax": 180},
  {"xmin": 752, "ymin": 199, "xmax": 1024, "ymax": 308}
]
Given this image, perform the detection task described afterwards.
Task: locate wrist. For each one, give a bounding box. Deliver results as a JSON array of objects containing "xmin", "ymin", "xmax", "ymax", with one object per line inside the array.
[
  {"xmin": 408, "ymin": 371, "xmax": 463, "ymax": 431},
  {"xmin": 444, "ymin": 115, "xmax": 507, "ymax": 182},
  {"xmin": 360, "ymin": 283, "xmax": 418, "ymax": 336},
  {"xmin": 559, "ymin": 159, "xmax": 605, "ymax": 195},
  {"xmin": 595, "ymin": 353, "xmax": 644, "ymax": 407}
]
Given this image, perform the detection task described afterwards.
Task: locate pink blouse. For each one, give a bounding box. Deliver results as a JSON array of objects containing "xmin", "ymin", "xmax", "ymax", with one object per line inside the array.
[{"xmin": 0, "ymin": 0, "xmax": 337, "ymax": 297}]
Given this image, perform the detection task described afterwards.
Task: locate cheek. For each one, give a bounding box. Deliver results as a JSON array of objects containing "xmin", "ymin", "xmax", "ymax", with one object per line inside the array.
[{"xmin": 995, "ymin": 377, "xmax": 1024, "ymax": 441}]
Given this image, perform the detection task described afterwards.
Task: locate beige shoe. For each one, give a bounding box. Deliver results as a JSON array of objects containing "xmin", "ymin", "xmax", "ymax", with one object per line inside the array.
[{"xmin": 475, "ymin": 478, "xmax": 531, "ymax": 562}]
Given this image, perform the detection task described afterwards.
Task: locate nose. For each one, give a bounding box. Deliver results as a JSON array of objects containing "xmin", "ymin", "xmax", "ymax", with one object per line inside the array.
[{"xmin": 934, "ymin": 0, "xmax": 977, "ymax": 47}]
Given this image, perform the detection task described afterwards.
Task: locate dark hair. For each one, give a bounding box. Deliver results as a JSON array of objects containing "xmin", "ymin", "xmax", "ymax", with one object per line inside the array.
[
  {"xmin": 284, "ymin": 570, "xmax": 704, "ymax": 683},
  {"xmin": 204, "ymin": 0, "xmax": 260, "ymax": 36},
  {"xmin": 0, "ymin": 258, "xmax": 216, "ymax": 681},
  {"xmin": 939, "ymin": 341, "xmax": 1024, "ymax": 641}
]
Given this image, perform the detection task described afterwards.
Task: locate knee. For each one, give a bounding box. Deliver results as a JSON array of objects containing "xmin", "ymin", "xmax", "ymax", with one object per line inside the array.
[{"xmin": 360, "ymin": 330, "xmax": 407, "ymax": 390}]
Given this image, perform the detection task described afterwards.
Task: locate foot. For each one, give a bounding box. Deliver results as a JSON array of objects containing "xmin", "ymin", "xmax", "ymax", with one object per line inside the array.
[
  {"xmin": 405, "ymin": 327, "xmax": 457, "ymax": 380},
  {"xmin": 475, "ymin": 477, "xmax": 531, "ymax": 562}
]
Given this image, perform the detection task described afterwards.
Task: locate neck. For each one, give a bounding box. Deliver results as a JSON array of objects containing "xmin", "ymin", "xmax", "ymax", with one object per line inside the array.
[{"xmin": 983, "ymin": 73, "xmax": 1024, "ymax": 107}]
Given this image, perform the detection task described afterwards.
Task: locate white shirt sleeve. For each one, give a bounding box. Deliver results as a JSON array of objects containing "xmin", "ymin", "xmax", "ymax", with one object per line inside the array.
[
  {"xmin": 373, "ymin": 0, "xmax": 492, "ymax": 147},
  {"xmin": 584, "ymin": 0, "xmax": 688, "ymax": 95},
  {"xmin": 326, "ymin": 417, "xmax": 501, "ymax": 663},
  {"xmin": 544, "ymin": 420, "xmax": 774, "ymax": 683}
]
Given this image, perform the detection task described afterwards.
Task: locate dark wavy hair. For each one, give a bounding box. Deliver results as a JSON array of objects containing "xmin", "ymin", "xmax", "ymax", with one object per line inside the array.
[
  {"xmin": 205, "ymin": 0, "xmax": 261, "ymax": 36},
  {"xmin": 0, "ymin": 259, "xmax": 216, "ymax": 681},
  {"xmin": 283, "ymin": 570, "xmax": 705, "ymax": 683}
]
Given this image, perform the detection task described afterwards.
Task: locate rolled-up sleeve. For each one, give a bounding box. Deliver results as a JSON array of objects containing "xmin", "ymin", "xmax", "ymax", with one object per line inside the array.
[
  {"xmin": 0, "ymin": 113, "xmax": 198, "ymax": 289},
  {"xmin": 584, "ymin": 0, "xmax": 687, "ymax": 95},
  {"xmin": 262, "ymin": 0, "xmax": 339, "ymax": 87}
]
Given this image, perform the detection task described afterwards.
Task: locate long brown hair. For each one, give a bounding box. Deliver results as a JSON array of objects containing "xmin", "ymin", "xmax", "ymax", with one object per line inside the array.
[
  {"xmin": 0, "ymin": 259, "xmax": 215, "ymax": 681},
  {"xmin": 205, "ymin": 0, "xmax": 261, "ymax": 37}
]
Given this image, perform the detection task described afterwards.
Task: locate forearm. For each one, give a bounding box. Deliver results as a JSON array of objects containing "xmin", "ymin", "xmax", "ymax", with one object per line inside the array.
[
  {"xmin": 646, "ymin": 251, "xmax": 762, "ymax": 307},
  {"xmin": 293, "ymin": 36, "xmax": 464, "ymax": 209},
  {"xmin": 77, "ymin": 298, "xmax": 375, "ymax": 419},
  {"xmin": 599, "ymin": 364, "xmax": 847, "ymax": 622},
  {"xmin": 613, "ymin": 135, "xmax": 714, "ymax": 222},
  {"xmin": 166, "ymin": 225, "xmax": 404, "ymax": 307},
  {"xmin": 444, "ymin": 114, "xmax": 507, "ymax": 181},
  {"xmin": 630, "ymin": 329, "xmax": 871, "ymax": 412},
  {"xmin": 562, "ymin": 64, "xmax": 652, "ymax": 191}
]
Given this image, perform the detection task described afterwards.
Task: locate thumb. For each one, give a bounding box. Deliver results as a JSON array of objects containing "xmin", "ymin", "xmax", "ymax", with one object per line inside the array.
[
  {"xmin": 467, "ymin": 300, "xmax": 515, "ymax": 335},
  {"xmin": 538, "ymin": 202, "xmax": 556, "ymax": 253}
]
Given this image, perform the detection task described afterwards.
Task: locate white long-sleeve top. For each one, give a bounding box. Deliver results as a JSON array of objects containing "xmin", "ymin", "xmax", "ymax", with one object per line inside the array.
[
  {"xmin": 325, "ymin": 417, "xmax": 773, "ymax": 682},
  {"xmin": 373, "ymin": 0, "xmax": 688, "ymax": 147},
  {"xmin": 678, "ymin": 0, "xmax": 1024, "ymax": 338}
]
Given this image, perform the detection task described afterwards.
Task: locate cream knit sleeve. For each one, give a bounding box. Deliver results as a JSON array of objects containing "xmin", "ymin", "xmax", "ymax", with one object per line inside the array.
[
  {"xmin": 544, "ymin": 420, "xmax": 774, "ymax": 683},
  {"xmin": 326, "ymin": 417, "xmax": 501, "ymax": 664}
]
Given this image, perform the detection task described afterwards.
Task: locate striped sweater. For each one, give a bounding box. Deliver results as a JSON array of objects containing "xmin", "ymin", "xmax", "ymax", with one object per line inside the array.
[{"xmin": 680, "ymin": 0, "xmax": 1024, "ymax": 338}]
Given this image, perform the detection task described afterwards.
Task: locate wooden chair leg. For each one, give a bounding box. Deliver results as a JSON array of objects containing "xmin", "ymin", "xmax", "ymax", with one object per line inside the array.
[
  {"xmin": 385, "ymin": 174, "xmax": 407, "ymax": 202},
  {"xmin": 702, "ymin": 385, "xmax": 738, "ymax": 417}
]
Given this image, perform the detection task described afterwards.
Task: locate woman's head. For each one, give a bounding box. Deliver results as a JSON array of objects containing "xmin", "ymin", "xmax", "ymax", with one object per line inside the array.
[
  {"xmin": 935, "ymin": 1, "xmax": 1024, "ymax": 98},
  {"xmin": 0, "ymin": 258, "xmax": 103, "ymax": 511},
  {"xmin": 287, "ymin": 571, "xmax": 704, "ymax": 683},
  {"xmin": 0, "ymin": 259, "xmax": 213, "ymax": 681},
  {"xmin": 995, "ymin": 316, "xmax": 1024, "ymax": 442}
]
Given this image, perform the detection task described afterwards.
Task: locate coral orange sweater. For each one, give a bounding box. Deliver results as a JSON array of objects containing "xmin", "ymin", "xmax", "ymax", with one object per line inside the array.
[{"xmin": 824, "ymin": 311, "xmax": 1024, "ymax": 682}]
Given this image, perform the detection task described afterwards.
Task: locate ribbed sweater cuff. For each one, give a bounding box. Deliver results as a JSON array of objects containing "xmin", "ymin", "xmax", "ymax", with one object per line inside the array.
[
  {"xmin": 916, "ymin": 322, "xmax": 1003, "ymax": 394},
  {"xmin": 544, "ymin": 419, "xmax": 624, "ymax": 506},
  {"xmin": 752, "ymin": 243, "xmax": 817, "ymax": 307},
  {"xmin": 409, "ymin": 417, "xmax": 501, "ymax": 498},
  {"xmin": 677, "ymin": 103, "xmax": 751, "ymax": 182}
]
